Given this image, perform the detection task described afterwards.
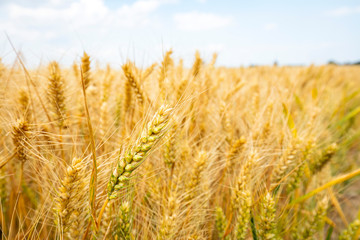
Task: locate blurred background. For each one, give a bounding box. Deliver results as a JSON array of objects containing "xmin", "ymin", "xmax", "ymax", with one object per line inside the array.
[{"xmin": 0, "ymin": 0, "xmax": 359, "ymax": 67}]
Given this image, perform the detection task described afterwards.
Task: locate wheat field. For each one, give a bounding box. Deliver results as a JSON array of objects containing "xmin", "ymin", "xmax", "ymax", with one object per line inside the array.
[{"xmin": 0, "ymin": 51, "xmax": 360, "ymax": 239}]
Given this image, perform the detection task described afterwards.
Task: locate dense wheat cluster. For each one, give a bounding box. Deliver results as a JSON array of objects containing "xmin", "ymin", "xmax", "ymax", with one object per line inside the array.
[{"xmin": 0, "ymin": 51, "xmax": 360, "ymax": 240}]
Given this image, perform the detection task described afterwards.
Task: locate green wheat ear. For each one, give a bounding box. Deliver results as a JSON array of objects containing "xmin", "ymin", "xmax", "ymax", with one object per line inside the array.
[{"xmin": 107, "ymin": 104, "xmax": 172, "ymax": 199}]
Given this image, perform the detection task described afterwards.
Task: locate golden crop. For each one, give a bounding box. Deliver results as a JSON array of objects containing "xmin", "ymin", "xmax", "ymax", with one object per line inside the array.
[{"xmin": 0, "ymin": 52, "xmax": 360, "ymax": 239}]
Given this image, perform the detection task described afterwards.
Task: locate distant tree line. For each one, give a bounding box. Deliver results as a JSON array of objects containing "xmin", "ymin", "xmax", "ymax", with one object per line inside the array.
[{"xmin": 328, "ymin": 60, "xmax": 360, "ymax": 65}]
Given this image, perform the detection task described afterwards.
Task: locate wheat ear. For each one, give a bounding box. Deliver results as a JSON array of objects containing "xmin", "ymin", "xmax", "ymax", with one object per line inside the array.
[
  {"xmin": 185, "ymin": 151, "xmax": 207, "ymax": 202},
  {"xmin": 215, "ymin": 207, "xmax": 229, "ymax": 240},
  {"xmin": 18, "ymin": 89, "xmax": 31, "ymax": 121},
  {"xmin": 157, "ymin": 192, "xmax": 179, "ymax": 240},
  {"xmin": 258, "ymin": 192, "xmax": 278, "ymax": 240},
  {"xmin": 191, "ymin": 50, "xmax": 202, "ymax": 78},
  {"xmin": 122, "ymin": 63, "xmax": 145, "ymax": 105},
  {"xmin": 232, "ymin": 152, "xmax": 256, "ymax": 239},
  {"xmin": 12, "ymin": 119, "xmax": 30, "ymax": 163},
  {"xmin": 54, "ymin": 157, "xmax": 87, "ymax": 237},
  {"xmin": 47, "ymin": 61, "xmax": 67, "ymax": 128},
  {"xmin": 310, "ymin": 143, "xmax": 337, "ymax": 174},
  {"xmin": 271, "ymin": 141, "xmax": 300, "ymax": 188},
  {"xmin": 107, "ymin": 105, "xmax": 172, "ymax": 199},
  {"xmin": 142, "ymin": 63, "xmax": 157, "ymax": 81},
  {"xmin": 158, "ymin": 50, "xmax": 173, "ymax": 98},
  {"xmin": 339, "ymin": 219, "xmax": 360, "ymax": 240},
  {"xmin": 300, "ymin": 197, "xmax": 328, "ymax": 239},
  {"xmin": 81, "ymin": 51, "xmax": 91, "ymax": 90},
  {"xmin": 116, "ymin": 201, "xmax": 132, "ymax": 240}
]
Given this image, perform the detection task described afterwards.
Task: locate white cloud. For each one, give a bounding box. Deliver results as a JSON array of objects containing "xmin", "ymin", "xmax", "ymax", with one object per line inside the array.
[
  {"xmin": 3, "ymin": 0, "xmax": 171, "ymax": 33},
  {"xmin": 0, "ymin": 0, "xmax": 177, "ymax": 66},
  {"xmin": 264, "ymin": 23, "xmax": 277, "ymax": 31},
  {"xmin": 174, "ymin": 11, "xmax": 232, "ymax": 31},
  {"xmin": 326, "ymin": 6, "xmax": 360, "ymax": 16}
]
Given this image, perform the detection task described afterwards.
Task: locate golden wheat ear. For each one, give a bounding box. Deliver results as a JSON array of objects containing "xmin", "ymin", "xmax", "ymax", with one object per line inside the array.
[
  {"xmin": 142, "ymin": 62, "xmax": 157, "ymax": 82},
  {"xmin": 47, "ymin": 61, "xmax": 67, "ymax": 129},
  {"xmin": 232, "ymin": 152, "xmax": 256, "ymax": 240},
  {"xmin": 18, "ymin": 89, "xmax": 31, "ymax": 121},
  {"xmin": 258, "ymin": 192, "xmax": 278, "ymax": 240},
  {"xmin": 54, "ymin": 157, "xmax": 87, "ymax": 238},
  {"xmin": 115, "ymin": 200, "xmax": 132, "ymax": 240},
  {"xmin": 157, "ymin": 191, "xmax": 179, "ymax": 240},
  {"xmin": 191, "ymin": 50, "xmax": 202, "ymax": 78},
  {"xmin": 185, "ymin": 151, "xmax": 207, "ymax": 202},
  {"xmin": 81, "ymin": 51, "xmax": 91, "ymax": 90},
  {"xmin": 12, "ymin": 119, "xmax": 30, "ymax": 163},
  {"xmin": 122, "ymin": 62, "xmax": 146, "ymax": 106},
  {"xmin": 163, "ymin": 121, "xmax": 178, "ymax": 171},
  {"xmin": 158, "ymin": 50, "xmax": 173, "ymax": 99}
]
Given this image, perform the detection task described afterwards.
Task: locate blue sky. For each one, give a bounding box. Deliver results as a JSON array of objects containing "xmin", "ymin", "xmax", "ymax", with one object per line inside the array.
[{"xmin": 0, "ymin": 0, "xmax": 359, "ymax": 67}]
